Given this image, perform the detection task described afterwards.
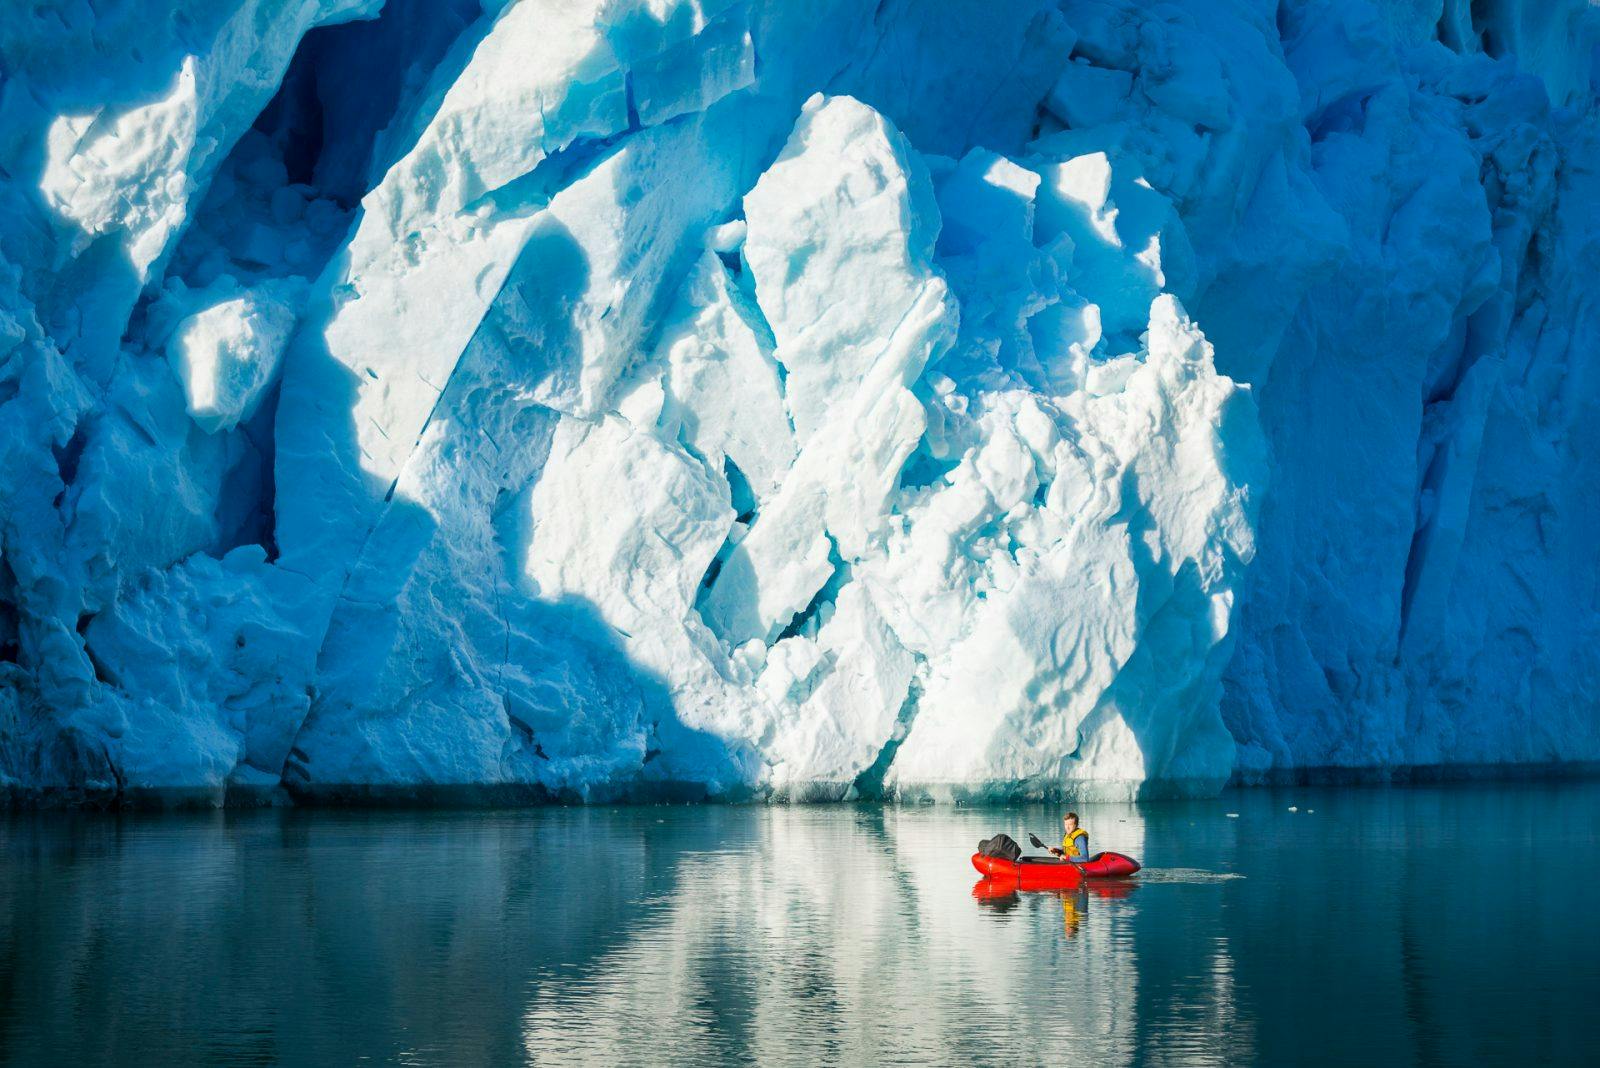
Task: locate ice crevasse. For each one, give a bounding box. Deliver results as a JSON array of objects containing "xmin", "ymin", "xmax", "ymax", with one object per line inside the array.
[{"xmin": 0, "ymin": 0, "xmax": 1595, "ymax": 803}]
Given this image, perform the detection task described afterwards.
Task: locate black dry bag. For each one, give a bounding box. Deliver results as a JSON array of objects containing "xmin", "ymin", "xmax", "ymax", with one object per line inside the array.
[{"xmin": 977, "ymin": 833, "xmax": 1023, "ymax": 863}]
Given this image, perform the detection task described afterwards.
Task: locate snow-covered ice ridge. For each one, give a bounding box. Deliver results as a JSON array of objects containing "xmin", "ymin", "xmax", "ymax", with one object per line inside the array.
[{"xmin": 1, "ymin": 0, "xmax": 1596, "ymax": 804}]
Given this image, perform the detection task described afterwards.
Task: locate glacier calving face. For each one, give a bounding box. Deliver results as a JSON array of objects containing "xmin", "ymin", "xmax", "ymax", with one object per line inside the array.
[{"xmin": 0, "ymin": 0, "xmax": 1595, "ymax": 803}]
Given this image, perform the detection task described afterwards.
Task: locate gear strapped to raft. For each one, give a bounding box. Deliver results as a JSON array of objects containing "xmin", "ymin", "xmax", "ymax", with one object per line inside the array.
[{"xmin": 977, "ymin": 833, "xmax": 1023, "ymax": 863}]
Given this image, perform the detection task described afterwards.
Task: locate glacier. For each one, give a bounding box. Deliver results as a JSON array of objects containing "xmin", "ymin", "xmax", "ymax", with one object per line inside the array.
[{"xmin": 0, "ymin": 0, "xmax": 1595, "ymax": 804}]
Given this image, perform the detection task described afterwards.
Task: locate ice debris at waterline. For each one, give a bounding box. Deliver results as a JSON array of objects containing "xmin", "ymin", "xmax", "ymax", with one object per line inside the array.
[{"xmin": 1, "ymin": 0, "xmax": 1597, "ymax": 806}]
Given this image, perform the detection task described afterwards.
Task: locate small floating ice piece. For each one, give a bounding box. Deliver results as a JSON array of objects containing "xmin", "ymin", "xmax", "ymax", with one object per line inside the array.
[
  {"xmin": 1287, "ymin": 805, "xmax": 1298, "ymax": 812},
  {"xmin": 1226, "ymin": 812, "xmax": 1240, "ymax": 818}
]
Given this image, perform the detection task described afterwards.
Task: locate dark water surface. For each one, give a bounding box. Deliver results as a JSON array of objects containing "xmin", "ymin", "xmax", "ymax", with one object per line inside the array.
[{"xmin": 2, "ymin": 780, "xmax": 1597, "ymax": 1066}]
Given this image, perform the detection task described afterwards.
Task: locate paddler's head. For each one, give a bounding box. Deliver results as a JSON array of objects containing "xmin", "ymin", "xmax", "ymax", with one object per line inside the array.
[{"xmin": 1062, "ymin": 812, "xmax": 1079, "ymax": 833}]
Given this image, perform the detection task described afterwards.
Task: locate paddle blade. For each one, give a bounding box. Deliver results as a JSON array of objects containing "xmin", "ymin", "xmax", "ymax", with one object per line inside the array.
[{"xmin": 1028, "ymin": 833, "xmax": 1047, "ymax": 849}]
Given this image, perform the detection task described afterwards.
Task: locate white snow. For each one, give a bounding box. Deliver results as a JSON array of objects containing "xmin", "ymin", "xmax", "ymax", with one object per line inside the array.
[{"xmin": 2, "ymin": 0, "xmax": 1597, "ymax": 803}]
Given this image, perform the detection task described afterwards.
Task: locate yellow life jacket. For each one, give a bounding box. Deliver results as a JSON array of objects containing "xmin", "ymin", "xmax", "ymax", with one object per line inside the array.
[{"xmin": 1062, "ymin": 827, "xmax": 1088, "ymax": 858}]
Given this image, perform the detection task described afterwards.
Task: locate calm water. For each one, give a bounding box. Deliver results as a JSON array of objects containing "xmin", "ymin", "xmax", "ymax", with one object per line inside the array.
[{"xmin": 2, "ymin": 780, "xmax": 1597, "ymax": 1066}]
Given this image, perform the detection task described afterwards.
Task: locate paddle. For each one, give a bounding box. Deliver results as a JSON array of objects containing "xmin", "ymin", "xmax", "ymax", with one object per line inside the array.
[{"xmin": 1028, "ymin": 832, "xmax": 1063, "ymax": 859}]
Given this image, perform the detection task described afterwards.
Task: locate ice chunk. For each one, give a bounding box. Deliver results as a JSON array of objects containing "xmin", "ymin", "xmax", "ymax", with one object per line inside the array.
[
  {"xmin": 740, "ymin": 94, "xmax": 951, "ymax": 440},
  {"xmin": 701, "ymin": 95, "xmax": 956, "ymax": 644},
  {"xmin": 524, "ymin": 413, "xmax": 733, "ymax": 627},
  {"xmin": 629, "ymin": 9, "xmax": 757, "ymax": 125},
  {"xmin": 166, "ymin": 280, "xmax": 301, "ymax": 433},
  {"xmin": 78, "ymin": 547, "xmax": 323, "ymax": 795},
  {"xmin": 1035, "ymin": 152, "xmax": 1195, "ymax": 339},
  {"xmin": 1045, "ymin": 61, "xmax": 1135, "ymax": 130},
  {"xmin": 877, "ymin": 295, "xmax": 1266, "ymax": 799},
  {"xmin": 658, "ymin": 251, "xmax": 795, "ymax": 499},
  {"xmin": 38, "ymin": 0, "xmax": 381, "ymax": 280}
]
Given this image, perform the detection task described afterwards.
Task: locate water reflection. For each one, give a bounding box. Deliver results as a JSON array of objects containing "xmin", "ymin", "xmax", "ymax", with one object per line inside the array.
[
  {"xmin": 536, "ymin": 811, "xmax": 976, "ymax": 1060},
  {"xmin": 513, "ymin": 805, "xmax": 1176, "ymax": 1066},
  {"xmin": 1, "ymin": 782, "xmax": 1597, "ymax": 1065},
  {"xmin": 970, "ymin": 878, "xmax": 1138, "ymax": 938}
]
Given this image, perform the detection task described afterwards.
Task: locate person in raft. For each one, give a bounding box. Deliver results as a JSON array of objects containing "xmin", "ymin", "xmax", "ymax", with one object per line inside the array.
[{"xmin": 1050, "ymin": 812, "xmax": 1091, "ymax": 863}]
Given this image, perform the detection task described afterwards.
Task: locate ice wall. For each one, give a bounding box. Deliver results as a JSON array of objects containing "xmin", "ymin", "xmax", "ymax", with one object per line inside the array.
[{"xmin": 0, "ymin": 0, "xmax": 1595, "ymax": 804}]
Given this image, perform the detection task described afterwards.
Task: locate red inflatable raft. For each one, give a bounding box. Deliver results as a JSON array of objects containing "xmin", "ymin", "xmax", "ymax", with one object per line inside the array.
[{"xmin": 970, "ymin": 851, "xmax": 1141, "ymax": 888}]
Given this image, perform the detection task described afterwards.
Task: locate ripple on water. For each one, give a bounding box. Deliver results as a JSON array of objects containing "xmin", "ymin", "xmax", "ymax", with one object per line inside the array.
[{"xmin": 1129, "ymin": 868, "xmax": 1247, "ymax": 883}]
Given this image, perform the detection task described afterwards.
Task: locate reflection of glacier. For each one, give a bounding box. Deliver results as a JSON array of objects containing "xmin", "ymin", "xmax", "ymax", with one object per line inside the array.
[
  {"xmin": 519, "ymin": 807, "xmax": 1154, "ymax": 1064},
  {"xmin": 7, "ymin": 787, "xmax": 1596, "ymax": 1063},
  {"xmin": 1, "ymin": 0, "xmax": 1598, "ymax": 802}
]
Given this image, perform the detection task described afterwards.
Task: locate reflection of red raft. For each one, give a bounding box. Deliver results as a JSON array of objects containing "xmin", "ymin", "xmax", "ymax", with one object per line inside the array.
[
  {"xmin": 972, "ymin": 876, "xmax": 1139, "ymax": 902},
  {"xmin": 970, "ymin": 851, "xmax": 1141, "ymax": 887}
]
